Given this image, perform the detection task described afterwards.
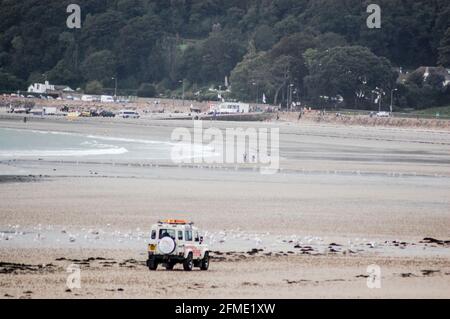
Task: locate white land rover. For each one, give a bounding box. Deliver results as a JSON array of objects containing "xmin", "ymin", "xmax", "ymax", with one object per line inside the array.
[{"xmin": 146, "ymin": 219, "xmax": 210, "ymax": 271}]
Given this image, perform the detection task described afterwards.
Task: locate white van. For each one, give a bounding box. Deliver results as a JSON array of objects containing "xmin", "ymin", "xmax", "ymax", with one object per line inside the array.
[
  {"xmin": 81, "ymin": 95, "xmax": 94, "ymax": 102},
  {"xmin": 117, "ymin": 109, "xmax": 140, "ymax": 118},
  {"xmin": 43, "ymin": 107, "xmax": 57, "ymax": 115},
  {"xmin": 100, "ymin": 95, "xmax": 114, "ymax": 103}
]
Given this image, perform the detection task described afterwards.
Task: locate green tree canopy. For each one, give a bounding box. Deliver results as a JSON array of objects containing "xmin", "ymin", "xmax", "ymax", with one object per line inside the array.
[
  {"xmin": 438, "ymin": 27, "xmax": 450, "ymax": 67},
  {"xmin": 85, "ymin": 80, "xmax": 103, "ymax": 95},
  {"xmin": 304, "ymin": 46, "xmax": 397, "ymax": 108},
  {"xmin": 137, "ymin": 83, "xmax": 157, "ymax": 97},
  {"xmin": 81, "ymin": 50, "xmax": 116, "ymax": 84}
]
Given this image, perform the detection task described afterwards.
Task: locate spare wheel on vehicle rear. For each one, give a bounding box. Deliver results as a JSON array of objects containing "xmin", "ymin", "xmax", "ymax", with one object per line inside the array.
[{"xmin": 158, "ymin": 237, "xmax": 176, "ymax": 254}]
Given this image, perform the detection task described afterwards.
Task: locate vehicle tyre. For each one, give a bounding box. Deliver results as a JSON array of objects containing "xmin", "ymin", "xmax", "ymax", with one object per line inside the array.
[
  {"xmin": 183, "ymin": 253, "xmax": 193, "ymax": 271},
  {"xmin": 165, "ymin": 262, "xmax": 175, "ymax": 270},
  {"xmin": 147, "ymin": 258, "xmax": 158, "ymax": 271},
  {"xmin": 200, "ymin": 252, "xmax": 209, "ymax": 270}
]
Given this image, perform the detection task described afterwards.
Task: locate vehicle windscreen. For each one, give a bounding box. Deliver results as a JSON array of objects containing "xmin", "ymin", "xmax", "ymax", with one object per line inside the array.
[{"xmin": 159, "ymin": 229, "xmax": 176, "ymax": 239}]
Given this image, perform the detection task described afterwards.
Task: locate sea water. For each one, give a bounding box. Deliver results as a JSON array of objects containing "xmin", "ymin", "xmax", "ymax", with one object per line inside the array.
[
  {"xmin": 0, "ymin": 127, "xmax": 215, "ymax": 162},
  {"xmin": 0, "ymin": 127, "xmax": 180, "ymax": 161}
]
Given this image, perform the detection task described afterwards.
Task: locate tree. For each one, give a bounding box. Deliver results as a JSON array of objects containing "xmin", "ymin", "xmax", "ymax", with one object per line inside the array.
[
  {"xmin": 115, "ymin": 14, "xmax": 162, "ymax": 82},
  {"xmin": 81, "ymin": 50, "xmax": 116, "ymax": 84},
  {"xmin": 253, "ymin": 25, "xmax": 277, "ymax": 51},
  {"xmin": 438, "ymin": 27, "xmax": 450, "ymax": 67},
  {"xmin": 269, "ymin": 32, "xmax": 318, "ymax": 99},
  {"xmin": 199, "ymin": 29, "xmax": 246, "ymax": 83},
  {"xmin": 80, "ymin": 11, "xmax": 125, "ymax": 53},
  {"xmin": 47, "ymin": 60, "xmax": 80, "ymax": 87},
  {"xmin": 268, "ymin": 55, "xmax": 296, "ymax": 106},
  {"xmin": 0, "ymin": 71, "xmax": 24, "ymax": 91},
  {"xmin": 303, "ymin": 46, "xmax": 397, "ymax": 108},
  {"xmin": 403, "ymin": 67, "xmax": 450, "ymax": 109},
  {"xmin": 85, "ymin": 80, "xmax": 103, "ymax": 95},
  {"xmin": 0, "ymin": 0, "xmax": 449, "ymax": 105},
  {"xmin": 229, "ymin": 49, "xmax": 268, "ymax": 101},
  {"xmin": 230, "ymin": 44, "xmax": 295, "ymax": 105},
  {"xmin": 137, "ymin": 83, "xmax": 157, "ymax": 97}
]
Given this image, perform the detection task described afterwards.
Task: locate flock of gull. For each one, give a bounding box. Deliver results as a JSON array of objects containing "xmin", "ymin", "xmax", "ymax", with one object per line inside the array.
[{"xmin": 0, "ymin": 224, "xmax": 423, "ymax": 256}]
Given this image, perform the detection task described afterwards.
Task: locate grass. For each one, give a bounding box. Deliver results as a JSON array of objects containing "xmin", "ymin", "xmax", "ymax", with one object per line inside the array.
[
  {"xmin": 337, "ymin": 106, "xmax": 450, "ymax": 119},
  {"xmin": 410, "ymin": 105, "xmax": 450, "ymax": 117}
]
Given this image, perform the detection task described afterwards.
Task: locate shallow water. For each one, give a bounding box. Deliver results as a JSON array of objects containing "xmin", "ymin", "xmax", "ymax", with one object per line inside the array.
[{"xmin": 0, "ymin": 127, "xmax": 213, "ymax": 161}]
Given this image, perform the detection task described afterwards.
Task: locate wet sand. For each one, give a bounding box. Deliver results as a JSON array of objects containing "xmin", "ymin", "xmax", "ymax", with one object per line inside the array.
[
  {"xmin": 0, "ymin": 116, "xmax": 449, "ymax": 298},
  {"xmin": 1, "ymin": 248, "xmax": 449, "ymax": 298}
]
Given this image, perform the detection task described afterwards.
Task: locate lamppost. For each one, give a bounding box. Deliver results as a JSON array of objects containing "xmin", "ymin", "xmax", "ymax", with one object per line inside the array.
[
  {"xmin": 252, "ymin": 81, "xmax": 258, "ymax": 104},
  {"xmin": 179, "ymin": 80, "xmax": 185, "ymax": 106},
  {"xmin": 112, "ymin": 76, "xmax": 118, "ymax": 100},
  {"xmin": 289, "ymin": 84, "xmax": 294, "ymax": 110},
  {"xmin": 390, "ymin": 88, "xmax": 398, "ymax": 113}
]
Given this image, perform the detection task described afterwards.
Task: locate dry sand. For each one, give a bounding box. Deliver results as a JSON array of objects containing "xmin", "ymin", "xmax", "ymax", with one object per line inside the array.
[{"xmin": 0, "ymin": 116, "xmax": 449, "ymax": 298}]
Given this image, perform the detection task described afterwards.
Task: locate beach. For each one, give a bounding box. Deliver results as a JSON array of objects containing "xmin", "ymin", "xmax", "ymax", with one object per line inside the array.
[{"xmin": 1, "ymin": 115, "xmax": 449, "ymax": 298}]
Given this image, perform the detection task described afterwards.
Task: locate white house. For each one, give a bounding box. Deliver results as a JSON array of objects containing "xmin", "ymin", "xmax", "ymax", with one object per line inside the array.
[
  {"xmin": 27, "ymin": 81, "xmax": 54, "ymax": 93},
  {"xmin": 27, "ymin": 81, "xmax": 74, "ymax": 94},
  {"xmin": 445, "ymin": 69, "xmax": 450, "ymax": 87}
]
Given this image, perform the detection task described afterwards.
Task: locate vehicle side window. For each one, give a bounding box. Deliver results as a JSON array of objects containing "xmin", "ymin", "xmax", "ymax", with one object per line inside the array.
[
  {"xmin": 178, "ymin": 231, "xmax": 183, "ymax": 240},
  {"xmin": 151, "ymin": 230, "xmax": 156, "ymax": 239},
  {"xmin": 194, "ymin": 232, "xmax": 199, "ymax": 242},
  {"xmin": 185, "ymin": 230, "xmax": 192, "ymax": 241}
]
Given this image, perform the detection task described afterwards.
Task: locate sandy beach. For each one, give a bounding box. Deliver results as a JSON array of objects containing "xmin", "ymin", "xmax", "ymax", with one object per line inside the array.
[{"xmin": 1, "ymin": 115, "xmax": 449, "ymax": 298}]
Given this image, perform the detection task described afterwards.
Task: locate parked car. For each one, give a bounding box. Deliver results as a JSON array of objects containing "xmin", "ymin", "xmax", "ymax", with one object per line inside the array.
[
  {"xmin": 117, "ymin": 109, "xmax": 140, "ymax": 118},
  {"xmin": 99, "ymin": 110, "xmax": 115, "ymax": 117},
  {"xmin": 376, "ymin": 111, "xmax": 390, "ymax": 117}
]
